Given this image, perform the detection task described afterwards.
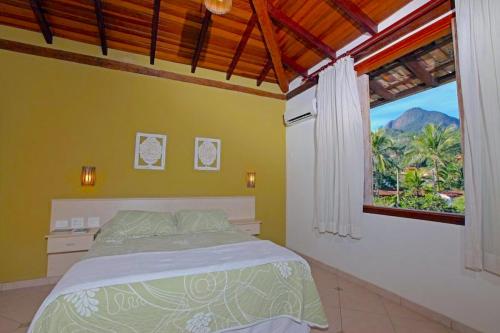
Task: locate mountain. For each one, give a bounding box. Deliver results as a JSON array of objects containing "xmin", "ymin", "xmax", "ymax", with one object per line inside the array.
[{"xmin": 385, "ymin": 107, "xmax": 460, "ymax": 132}]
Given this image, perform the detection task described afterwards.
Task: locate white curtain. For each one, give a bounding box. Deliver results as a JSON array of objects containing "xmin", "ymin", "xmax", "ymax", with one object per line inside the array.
[
  {"xmin": 456, "ymin": 0, "xmax": 500, "ymax": 275},
  {"xmin": 314, "ymin": 57, "xmax": 364, "ymax": 238}
]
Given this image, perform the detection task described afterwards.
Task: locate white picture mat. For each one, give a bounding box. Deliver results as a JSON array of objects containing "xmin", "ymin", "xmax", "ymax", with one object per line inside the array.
[
  {"xmin": 134, "ymin": 132, "xmax": 167, "ymax": 170},
  {"xmin": 50, "ymin": 196, "xmax": 255, "ymax": 231},
  {"xmin": 194, "ymin": 137, "xmax": 221, "ymax": 171}
]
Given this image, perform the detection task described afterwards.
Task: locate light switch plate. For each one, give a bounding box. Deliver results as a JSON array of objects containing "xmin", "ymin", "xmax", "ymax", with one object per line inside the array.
[
  {"xmin": 87, "ymin": 217, "xmax": 100, "ymax": 228},
  {"xmin": 55, "ymin": 220, "xmax": 69, "ymax": 229},
  {"xmin": 71, "ymin": 217, "xmax": 85, "ymax": 229}
]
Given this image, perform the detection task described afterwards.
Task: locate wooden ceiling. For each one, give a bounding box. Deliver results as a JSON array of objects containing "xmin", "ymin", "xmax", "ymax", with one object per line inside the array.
[
  {"xmin": 370, "ymin": 34, "xmax": 455, "ymax": 107},
  {"xmin": 0, "ymin": 0, "xmax": 411, "ymax": 92}
]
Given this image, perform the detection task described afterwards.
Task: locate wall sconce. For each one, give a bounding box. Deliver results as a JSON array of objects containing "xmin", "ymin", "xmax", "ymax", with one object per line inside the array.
[
  {"xmin": 81, "ymin": 166, "xmax": 96, "ymax": 186},
  {"xmin": 246, "ymin": 172, "xmax": 256, "ymax": 188}
]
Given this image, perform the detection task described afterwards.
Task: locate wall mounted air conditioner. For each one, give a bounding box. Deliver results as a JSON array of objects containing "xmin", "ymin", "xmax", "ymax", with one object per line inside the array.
[{"xmin": 284, "ymin": 97, "xmax": 318, "ymax": 126}]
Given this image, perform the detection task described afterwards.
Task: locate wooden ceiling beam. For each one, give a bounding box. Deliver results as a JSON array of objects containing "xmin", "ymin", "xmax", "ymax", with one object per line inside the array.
[
  {"xmin": 369, "ymin": 80, "xmax": 395, "ymax": 101},
  {"xmin": 267, "ymin": 4, "xmax": 336, "ymax": 60},
  {"xmin": 149, "ymin": 0, "xmax": 162, "ymax": 64},
  {"xmin": 282, "ymin": 55, "xmax": 308, "ymax": 78},
  {"xmin": 191, "ymin": 9, "xmax": 212, "ymax": 73},
  {"xmin": 327, "ymin": 0, "xmax": 378, "ymax": 35},
  {"xmin": 401, "ymin": 59, "xmax": 438, "ymax": 87},
  {"xmin": 251, "ymin": 0, "xmax": 288, "ymax": 92},
  {"xmin": 226, "ymin": 14, "xmax": 257, "ymax": 80},
  {"xmin": 257, "ymin": 60, "xmax": 272, "ymax": 87},
  {"xmin": 93, "ymin": 0, "xmax": 108, "ymax": 55},
  {"xmin": 29, "ymin": 0, "xmax": 52, "ymax": 44}
]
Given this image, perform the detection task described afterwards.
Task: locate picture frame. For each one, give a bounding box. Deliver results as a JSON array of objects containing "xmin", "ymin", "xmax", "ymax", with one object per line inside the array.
[
  {"xmin": 194, "ymin": 137, "xmax": 221, "ymax": 171},
  {"xmin": 134, "ymin": 132, "xmax": 167, "ymax": 170}
]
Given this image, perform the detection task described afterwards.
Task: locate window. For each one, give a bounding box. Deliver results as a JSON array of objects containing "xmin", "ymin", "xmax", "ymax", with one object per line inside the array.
[{"xmin": 364, "ymin": 34, "xmax": 465, "ymax": 224}]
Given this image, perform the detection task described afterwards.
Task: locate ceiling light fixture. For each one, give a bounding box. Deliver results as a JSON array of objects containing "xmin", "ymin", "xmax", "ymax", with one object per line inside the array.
[{"xmin": 204, "ymin": 0, "xmax": 232, "ymax": 15}]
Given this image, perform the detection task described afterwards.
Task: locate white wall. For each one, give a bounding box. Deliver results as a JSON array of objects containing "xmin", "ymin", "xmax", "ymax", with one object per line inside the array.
[{"xmin": 285, "ymin": 88, "xmax": 500, "ymax": 333}]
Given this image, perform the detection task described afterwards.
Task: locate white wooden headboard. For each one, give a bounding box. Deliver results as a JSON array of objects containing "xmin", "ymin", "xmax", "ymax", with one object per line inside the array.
[{"xmin": 50, "ymin": 196, "xmax": 255, "ymax": 230}]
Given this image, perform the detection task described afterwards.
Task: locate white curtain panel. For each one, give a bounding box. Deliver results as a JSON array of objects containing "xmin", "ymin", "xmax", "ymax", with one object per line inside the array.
[
  {"xmin": 314, "ymin": 57, "xmax": 364, "ymax": 238},
  {"xmin": 456, "ymin": 0, "xmax": 500, "ymax": 275}
]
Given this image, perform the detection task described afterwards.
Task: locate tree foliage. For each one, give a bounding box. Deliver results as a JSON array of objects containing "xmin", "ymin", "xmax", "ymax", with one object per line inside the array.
[{"xmin": 371, "ymin": 124, "xmax": 464, "ymax": 214}]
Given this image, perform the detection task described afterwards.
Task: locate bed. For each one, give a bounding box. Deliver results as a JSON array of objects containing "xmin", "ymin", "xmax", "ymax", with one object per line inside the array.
[{"xmin": 29, "ymin": 197, "xmax": 328, "ymax": 333}]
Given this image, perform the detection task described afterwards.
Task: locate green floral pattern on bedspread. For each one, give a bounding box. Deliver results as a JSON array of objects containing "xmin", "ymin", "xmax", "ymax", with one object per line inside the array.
[{"xmin": 33, "ymin": 232, "xmax": 327, "ymax": 333}]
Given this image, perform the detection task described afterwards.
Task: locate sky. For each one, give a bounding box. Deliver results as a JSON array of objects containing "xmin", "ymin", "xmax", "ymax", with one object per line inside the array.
[{"xmin": 370, "ymin": 81, "xmax": 460, "ymax": 131}]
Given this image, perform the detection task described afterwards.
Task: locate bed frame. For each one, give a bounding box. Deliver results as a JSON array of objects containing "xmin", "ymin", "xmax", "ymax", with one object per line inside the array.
[{"xmin": 50, "ymin": 196, "xmax": 255, "ymax": 230}]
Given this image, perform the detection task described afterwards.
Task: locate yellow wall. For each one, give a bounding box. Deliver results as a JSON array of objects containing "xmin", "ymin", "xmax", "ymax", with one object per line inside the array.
[{"xmin": 0, "ymin": 35, "xmax": 285, "ymax": 283}]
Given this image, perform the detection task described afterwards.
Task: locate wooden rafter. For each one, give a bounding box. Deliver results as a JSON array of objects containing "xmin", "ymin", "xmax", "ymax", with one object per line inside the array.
[
  {"xmin": 369, "ymin": 80, "xmax": 395, "ymax": 100},
  {"xmin": 267, "ymin": 4, "xmax": 336, "ymax": 60},
  {"xmin": 226, "ymin": 14, "xmax": 257, "ymax": 80},
  {"xmin": 93, "ymin": 0, "xmax": 107, "ymax": 55},
  {"xmin": 251, "ymin": 0, "xmax": 288, "ymax": 92},
  {"xmin": 282, "ymin": 55, "xmax": 308, "ymax": 78},
  {"xmin": 29, "ymin": 0, "xmax": 52, "ymax": 44},
  {"xmin": 150, "ymin": 0, "xmax": 162, "ymax": 64},
  {"xmin": 257, "ymin": 60, "xmax": 273, "ymax": 87},
  {"xmin": 327, "ymin": 0, "xmax": 378, "ymax": 35},
  {"xmin": 191, "ymin": 9, "xmax": 212, "ymax": 73},
  {"xmin": 402, "ymin": 59, "xmax": 438, "ymax": 87}
]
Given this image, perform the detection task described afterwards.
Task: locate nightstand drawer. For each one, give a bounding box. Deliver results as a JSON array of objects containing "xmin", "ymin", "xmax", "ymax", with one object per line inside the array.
[
  {"xmin": 47, "ymin": 235, "xmax": 94, "ymax": 254},
  {"xmin": 235, "ymin": 223, "xmax": 260, "ymax": 235}
]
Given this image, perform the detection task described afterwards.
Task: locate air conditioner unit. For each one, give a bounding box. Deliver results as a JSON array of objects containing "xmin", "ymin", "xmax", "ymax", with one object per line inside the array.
[{"xmin": 284, "ymin": 98, "xmax": 318, "ymax": 126}]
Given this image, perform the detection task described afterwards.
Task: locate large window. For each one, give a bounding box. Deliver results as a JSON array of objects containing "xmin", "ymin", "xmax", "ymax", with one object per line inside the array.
[{"xmin": 365, "ymin": 34, "xmax": 465, "ymax": 223}]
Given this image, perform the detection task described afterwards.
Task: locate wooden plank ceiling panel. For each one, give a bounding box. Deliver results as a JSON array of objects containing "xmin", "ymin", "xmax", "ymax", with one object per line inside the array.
[{"xmin": 0, "ymin": 0, "xmax": 414, "ymax": 90}]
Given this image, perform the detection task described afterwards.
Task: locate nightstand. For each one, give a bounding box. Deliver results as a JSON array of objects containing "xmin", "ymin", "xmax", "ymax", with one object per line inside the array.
[
  {"xmin": 230, "ymin": 219, "xmax": 261, "ymax": 236},
  {"xmin": 45, "ymin": 228, "xmax": 99, "ymax": 277}
]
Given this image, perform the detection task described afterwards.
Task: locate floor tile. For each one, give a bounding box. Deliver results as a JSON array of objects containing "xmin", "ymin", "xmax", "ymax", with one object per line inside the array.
[
  {"xmin": 10, "ymin": 328, "xmax": 27, "ymax": 333},
  {"xmin": 312, "ymin": 305, "xmax": 342, "ymax": 333},
  {"xmin": 339, "ymin": 283, "xmax": 387, "ymax": 315},
  {"xmin": 319, "ymin": 288, "xmax": 341, "ymax": 309},
  {"xmin": 0, "ymin": 315, "xmax": 20, "ymax": 333},
  {"xmin": 341, "ymin": 309, "xmax": 395, "ymax": 333},
  {"xmin": 391, "ymin": 317, "xmax": 453, "ymax": 333},
  {"xmin": 312, "ymin": 267, "xmax": 339, "ymax": 291},
  {"xmin": 383, "ymin": 299, "xmax": 428, "ymax": 322},
  {"xmin": 0, "ymin": 285, "xmax": 52, "ymax": 324}
]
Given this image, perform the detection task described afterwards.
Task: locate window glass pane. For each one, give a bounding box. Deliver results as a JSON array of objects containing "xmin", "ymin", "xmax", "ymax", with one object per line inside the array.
[{"xmin": 370, "ymin": 81, "xmax": 465, "ymax": 214}]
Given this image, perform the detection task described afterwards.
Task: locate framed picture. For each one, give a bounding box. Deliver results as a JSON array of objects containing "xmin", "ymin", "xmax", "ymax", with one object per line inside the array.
[
  {"xmin": 134, "ymin": 132, "xmax": 167, "ymax": 170},
  {"xmin": 194, "ymin": 137, "xmax": 221, "ymax": 171}
]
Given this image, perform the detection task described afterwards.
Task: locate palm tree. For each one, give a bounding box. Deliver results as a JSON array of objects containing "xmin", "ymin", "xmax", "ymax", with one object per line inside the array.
[
  {"xmin": 405, "ymin": 124, "xmax": 461, "ymax": 192},
  {"xmin": 371, "ymin": 129, "xmax": 394, "ymax": 196},
  {"xmin": 372, "ymin": 129, "xmax": 393, "ymax": 173},
  {"xmin": 438, "ymin": 158, "xmax": 464, "ymax": 190},
  {"xmin": 404, "ymin": 169, "xmax": 426, "ymax": 196},
  {"xmin": 389, "ymin": 145, "xmax": 405, "ymax": 207}
]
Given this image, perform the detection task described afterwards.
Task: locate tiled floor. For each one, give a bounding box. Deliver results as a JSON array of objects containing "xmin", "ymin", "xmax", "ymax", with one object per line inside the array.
[{"xmin": 0, "ymin": 262, "xmax": 453, "ymax": 333}]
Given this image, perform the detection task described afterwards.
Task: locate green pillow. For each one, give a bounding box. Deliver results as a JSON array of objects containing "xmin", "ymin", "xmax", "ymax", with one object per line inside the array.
[
  {"xmin": 176, "ymin": 209, "xmax": 232, "ymax": 234},
  {"xmin": 98, "ymin": 210, "xmax": 177, "ymax": 242}
]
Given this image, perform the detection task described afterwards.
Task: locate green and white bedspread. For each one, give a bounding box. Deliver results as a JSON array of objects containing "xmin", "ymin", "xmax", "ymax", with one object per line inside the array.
[{"xmin": 30, "ymin": 231, "xmax": 328, "ymax": 333}]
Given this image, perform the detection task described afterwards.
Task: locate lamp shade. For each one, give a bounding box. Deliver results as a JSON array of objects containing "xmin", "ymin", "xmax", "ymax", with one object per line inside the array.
[
  {"xmin": 204, "ymin": 0, "xmax": 232, "ymax": 15},
  {"xmin": 81, "ymin": 166, "xmax": 96, "ymax": 186},
  {"xmin": 247, "ymin": 172, "xmax": 256, "ymax": 188}
]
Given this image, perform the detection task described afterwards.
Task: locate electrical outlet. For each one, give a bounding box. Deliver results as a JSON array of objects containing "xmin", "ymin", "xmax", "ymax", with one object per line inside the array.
[
  {"xmin": 87, "ymin": 217, "xmax": 100, "ymax": 228},
  {"xmin": 71, "ymin": 217, "xmax": 85, "ymax": 229},
  {"xmin": 55, "ymin": 220, "xmax": 69, "ymax": 229}
]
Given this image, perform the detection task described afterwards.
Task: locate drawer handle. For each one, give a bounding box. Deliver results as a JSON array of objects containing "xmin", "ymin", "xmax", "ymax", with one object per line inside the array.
[{"xmin": 65, "ymin": 242, "xmax": 76, "ymax": 247}]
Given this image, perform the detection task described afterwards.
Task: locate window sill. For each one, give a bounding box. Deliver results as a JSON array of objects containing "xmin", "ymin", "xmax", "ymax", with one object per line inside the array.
[{"xmin": 363, "ymin": 205, "xmax": 465, "ymax": 226}]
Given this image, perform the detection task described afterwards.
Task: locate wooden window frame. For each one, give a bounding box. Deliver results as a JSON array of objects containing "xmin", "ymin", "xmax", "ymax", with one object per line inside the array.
[{"xmin": 359, "ymin": 13, "xmax": 465, "ymax": 226}]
